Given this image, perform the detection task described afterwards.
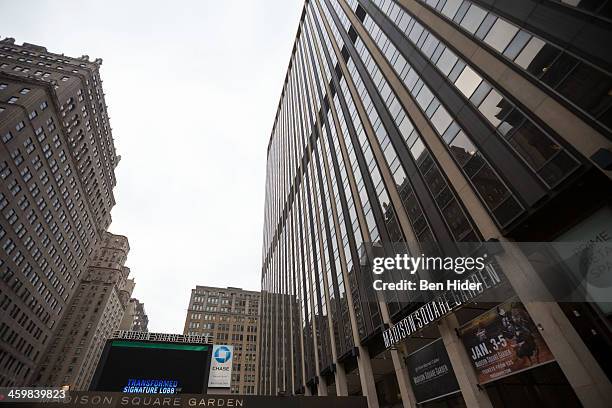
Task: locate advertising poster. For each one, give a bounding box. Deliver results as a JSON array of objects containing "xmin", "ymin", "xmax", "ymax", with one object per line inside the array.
[
  {"xmin": 459, "ymin": 299, "xmax": 555, "ymax": 384},
  {"xmin": 208, "ymin": 345, "xmax": 234, "ymax": 388},
  {"xmin": 405, "ymin": 338, "xmax": 460, "ymax": 403}
]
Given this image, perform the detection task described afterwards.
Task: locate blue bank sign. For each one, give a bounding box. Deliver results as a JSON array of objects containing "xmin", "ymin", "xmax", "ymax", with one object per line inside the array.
[{"xmin": 214, "ymin": 346, "xmax": 232, "ymax": 363}]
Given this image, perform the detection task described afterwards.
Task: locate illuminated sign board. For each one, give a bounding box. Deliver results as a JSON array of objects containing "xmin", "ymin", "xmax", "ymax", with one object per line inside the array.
[
  {"xmin": 91, "ymin": 338, "xmax": 212, "ymax": 394},
  {"xmin": 122, "ymin": 379, "xmax": 179, "ymax": 394}
]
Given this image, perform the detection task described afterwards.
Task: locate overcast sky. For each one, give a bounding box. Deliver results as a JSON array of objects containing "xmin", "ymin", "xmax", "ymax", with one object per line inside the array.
[{"xmin": 2, "ymin": 0, "xmax": 303, "ymax": 333}]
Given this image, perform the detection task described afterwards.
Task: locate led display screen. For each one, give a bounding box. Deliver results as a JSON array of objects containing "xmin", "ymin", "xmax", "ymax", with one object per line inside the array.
[{"xmin": 90, "ymin": 340, "xmax": 212, "ymax": 394}]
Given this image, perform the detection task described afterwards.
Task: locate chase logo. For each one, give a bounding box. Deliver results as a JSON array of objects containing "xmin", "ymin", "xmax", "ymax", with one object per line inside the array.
[{"xmin": 214, "ymin": 346, "xmax": 232, "ymax": 364}]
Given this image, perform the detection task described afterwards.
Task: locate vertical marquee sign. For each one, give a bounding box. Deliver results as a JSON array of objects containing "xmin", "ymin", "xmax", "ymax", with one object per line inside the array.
[{"xmin": 208, "ymin": 345, "xmax": 234, "ymax": 388}]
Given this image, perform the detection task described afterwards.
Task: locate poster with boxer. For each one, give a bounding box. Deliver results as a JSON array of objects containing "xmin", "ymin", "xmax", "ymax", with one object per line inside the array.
[{"xmin": 459, "ymin": 299, "xmax": 555, "ymax": 384}]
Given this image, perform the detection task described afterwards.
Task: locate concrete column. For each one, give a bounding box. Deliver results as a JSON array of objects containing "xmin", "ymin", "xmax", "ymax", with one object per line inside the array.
[
  {"xmin": 357, "ymin": 346, "xmax": 380, "ymax": 408},
  {"xmin": 377, "ymin": 296, "xmax": 417, "ymax": 407},
  {"xmin": 393, "ymin": 343, "xmax": 418, "ymax": 407},
  {"xmin": 318, "ymin": 375, "xmax": 329, "ymax": 396},
  {"xmin": 497, "ymin": 241, "xmax": 612, "ymax": 408},
  {"xmin": 335, "ymin": 362, "xmax": 349, "ymax": 396},
  {"xmin": 310, "ymin": 3, "xmax": 387, "ymax": 407},
  {"xmin": 305, "ymin": 385, "xmax": 312, "ymax": 396},
  {"xmin": 391, "ymin": 334, "xmax": 416, "ymax": 408},
  {"xmin": 389, "ymin": 341, "xmax": 418, "ymax": 408},
  {"xmin": 439, "ymin": 314, "xmax": 493, "ymax": 408}
]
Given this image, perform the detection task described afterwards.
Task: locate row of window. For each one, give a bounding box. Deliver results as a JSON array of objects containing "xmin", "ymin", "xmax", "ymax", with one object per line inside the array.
[
  {"xmin": 359, "ymin": 2, "xmax": 527, "ymax": 228},
  {"xmin": 413, "ymin": 0, "xmax": 612, "ymax": 130},
  {"xmin": 372, "ymin": 0, "xmax": 581, "ymax": 187}
]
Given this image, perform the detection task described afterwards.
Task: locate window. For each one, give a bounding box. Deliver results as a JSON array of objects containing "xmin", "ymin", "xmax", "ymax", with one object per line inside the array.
[
  {"xmin": 409, "ymin": 21, "xmax": 424, "ymax": 43},
  {"xmin": 460, "ymin": 4, "xmax": 487, "ymax": 34},
  {"xmin": 538, "ymin": 151, "xmax": 579, "ymax": 186},
  {"xmin": 556, "ymin": 62, "xmax": 612, "ymax": 122},
  {"xmin": 517, "ymin": 41, "xmax": 560, "ymax": 79},
  {"xmin": 8, "ymin": 97, "xmax": 18, "ymax": 104},
  {"xmin": 484, "ymin": 18, "xmax": 519, "ymax": 53},
  {"xmin": 19, "ymin": 88, "xmax": 30, "ymax": 95},
  {"xmin": 436, "ymin": 48, "xmax": 458, "ymax": 76},
  {"xmin": 40, "ymin": 101, "xmax": 48, "ymax": 110},
  {"xmin": 2, "ymin": 132, "xmax": 12, "ymax": 143},
  {"xmin": 509, "ymin": 122, "xmax": 559, "ymax": 170},
  {"xmin": 455, "ymin": 66, "xmax": 482, "ymax": 98},
  {"xmin": 503, "ymin": 31, "xmax": 531, "ymax": 60},
  {"xmin": 16, "ymin": 121, "xmax": 25, "ymax": 132},
  {"xmin": 431, "ymin": 106, "xmax": 453, "ymax": 134},
  {"xmin": 415, "ymin": 84, "xmax": 434, "ymax": 109},
  {"xmin": 442, "ymin": 200, "xmax": 471, "ymax": 240},
  {"xmin": 421, "ymin": 35, "xmax": 439, "ymax": 59},
  {"xmin": 469, "ymin": 81, "xmax": 492, "ymax": 107},
  {"xmin": 471, "ymin": 165, "xmax": 509, "ymax": 209},
  {"xmin": 424, "ymin": 166, "xmax": 446, "ymax": 197},
  {"xmin": 442, "ymin": 0, "xmax": 462, "ymax": 18},
  {"xmin": 410, "ymin": 138, "xmax": 426, "ymax": 159},
  {"xmin": 497, "ymin": 109, "xmax": 524, "ymax": 136},
  {"xmin": 398, "ymin": 116, "xmax": 414, "ymax": 139},
  {"xmin": 541, "ymin": 52, "xmax": 579, "ymax": 88},
  {"xmin": 0, "ymin": 83, "xmax": 8, "ymax": 90},
  {"xmin": 478, "ymin": 90, "xmax": 504, "ymax": 127},
  {"xmin": 449, "ymin": 131, "xmax": 476, "ymax": 167}
]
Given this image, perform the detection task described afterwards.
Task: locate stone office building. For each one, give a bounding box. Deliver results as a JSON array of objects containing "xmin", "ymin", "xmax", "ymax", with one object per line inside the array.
[
  {"xmin": 0, "ymin": 38, "xmax": 120, "ymax": 386},
  {"xmin": 258, "ymin": 1, "xmax": 612, "ymax": 407},
  {"xmin": 32, "ymin": 231, "xmax": 133, "ymax": 390},
  {"xmin": 183, "ymin": 286, "xmax": 260, "ymax": 395},
  {"xmin": 119, "ymin": 298, "xmax": 149, "ymax": 333}
]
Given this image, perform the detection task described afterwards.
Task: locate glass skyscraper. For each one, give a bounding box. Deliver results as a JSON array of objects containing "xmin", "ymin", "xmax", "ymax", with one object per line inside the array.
[{"xmin": 258, "ymin": 1, "xmax": 612, "ymax": 407}]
